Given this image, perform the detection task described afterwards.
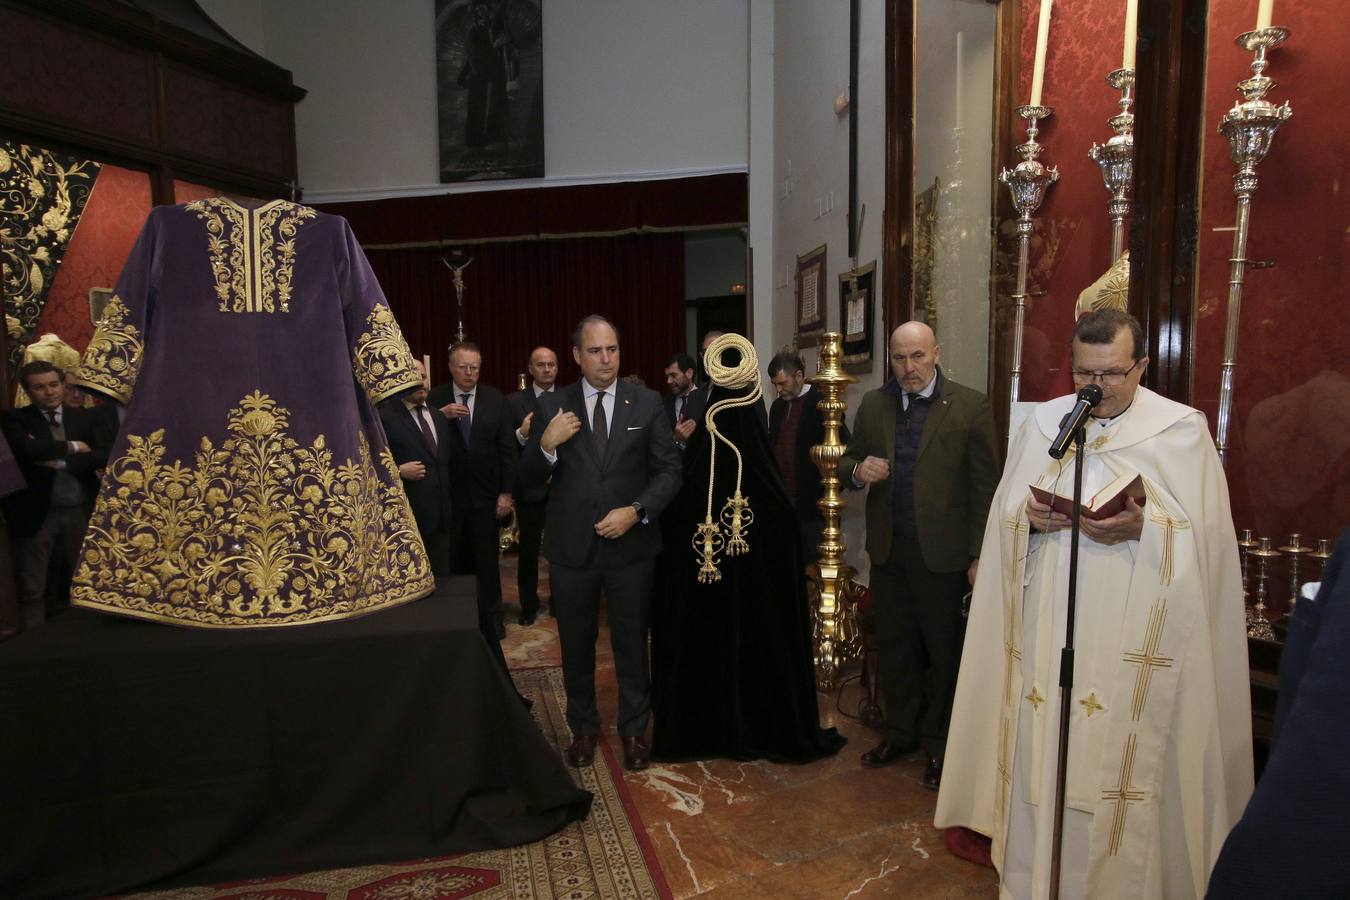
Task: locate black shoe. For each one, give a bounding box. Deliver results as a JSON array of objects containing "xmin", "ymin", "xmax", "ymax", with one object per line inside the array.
[
  {"xmin": 565, "ymin": 733, "xmax": 597, "ymax": 767},
  {"xmin": 493, "ymin": 616, "xmax": 506, "ymax": 640},
  {"xmin": 518, "ymin": 610, "xmax": 537, "ymax": 626},
  {"xmin": 861, "ymin": 741, "xmax": 916, "ymax": 768},
  {"xmin": 923, "ymin": 757, "xmax": 943, "ymax": 791}
]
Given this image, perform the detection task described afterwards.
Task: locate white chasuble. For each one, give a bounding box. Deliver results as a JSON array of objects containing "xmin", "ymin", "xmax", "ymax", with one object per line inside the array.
[{"xmin": 935, "ymin": 387, "xmax": 1252, "ymax": 900}]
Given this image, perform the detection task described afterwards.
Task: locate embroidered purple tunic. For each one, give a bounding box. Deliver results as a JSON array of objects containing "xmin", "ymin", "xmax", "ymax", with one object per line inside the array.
[{"xmin": 72, "ymin": 198, "xmax": 433, "ymax": 628}]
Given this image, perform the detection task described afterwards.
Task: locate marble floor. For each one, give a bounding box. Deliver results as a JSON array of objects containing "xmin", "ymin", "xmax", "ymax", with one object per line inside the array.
[{"xmin": 499, "ymin": 555, "xmax": 999, "ymax": 899}]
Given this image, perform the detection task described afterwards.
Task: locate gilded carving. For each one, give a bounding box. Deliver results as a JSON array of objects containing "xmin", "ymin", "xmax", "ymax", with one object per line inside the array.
[
  {"xmin": 75, "ymin": 294, "xmax": 143, "ymax": 404},
  {"xmin": 352, "ymin": 304, "xmax": 421, "ymax": 404},
  {"xmin": 71, "ymin": 391, "xmax": 432, "ymax": 628}
]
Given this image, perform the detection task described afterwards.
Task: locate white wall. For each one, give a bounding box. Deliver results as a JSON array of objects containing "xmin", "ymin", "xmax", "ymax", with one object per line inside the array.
[
  {"xmin": 200, "ymin": 0, "xmax": 750, "ymax": 200},
  {"xmin": 767, "ymin": 0, "xmax": 889, "ymax": 581}
]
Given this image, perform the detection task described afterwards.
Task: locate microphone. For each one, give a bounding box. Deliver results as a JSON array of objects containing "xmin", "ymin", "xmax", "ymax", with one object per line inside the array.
[{"xmin": 1048, "ymin": 384, "xmax": 1103, "ymax": 459}]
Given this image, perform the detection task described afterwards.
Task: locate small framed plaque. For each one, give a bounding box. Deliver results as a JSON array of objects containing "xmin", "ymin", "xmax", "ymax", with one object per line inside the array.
[
  {"xmin": 838, "ymin": 261, "xmax": 876, "ymax": 374},
  {"xmin": 795, "ymin": 243, "xmax": 827, "ymax": 347}
]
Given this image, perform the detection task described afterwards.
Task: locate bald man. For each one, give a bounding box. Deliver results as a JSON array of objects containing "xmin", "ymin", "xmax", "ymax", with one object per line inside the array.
[
  {"xmin": 507, "ymin": 345, "xmax": 559, "ymax": 624},
  {"xmin": 839, "ymin": 322, "xmax": 998, "ymax": 789}
]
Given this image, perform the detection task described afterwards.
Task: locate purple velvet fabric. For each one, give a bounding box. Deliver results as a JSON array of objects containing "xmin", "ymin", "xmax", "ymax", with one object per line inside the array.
[{"xmin": 71, "ymin": 199, "xmax": 432, "ymax": 628}]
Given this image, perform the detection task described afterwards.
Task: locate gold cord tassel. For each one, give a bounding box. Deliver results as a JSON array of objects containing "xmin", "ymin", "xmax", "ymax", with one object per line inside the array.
[{"xmin": 693, "ymin": 333, "xmax": 763, "ymax": 582}]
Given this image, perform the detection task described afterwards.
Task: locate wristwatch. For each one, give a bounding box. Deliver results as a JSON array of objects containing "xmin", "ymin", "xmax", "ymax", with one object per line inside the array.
[{"xmin": 631, "ymin": 501, "xmax": 646, "ymax": 522}]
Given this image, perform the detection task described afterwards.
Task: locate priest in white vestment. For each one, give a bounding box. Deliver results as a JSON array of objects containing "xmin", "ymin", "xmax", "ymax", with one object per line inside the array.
[{"xmin": 935, "ymin": 310, "xmax": 1252, "ymax": 899}]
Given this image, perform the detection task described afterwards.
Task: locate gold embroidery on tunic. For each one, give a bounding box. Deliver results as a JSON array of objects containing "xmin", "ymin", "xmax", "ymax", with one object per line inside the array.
[
  {"xmin": 353, "ymin": 304, "xmax": 420, "ymax": 404},
  {"xmin": 1102, "ymin": 733, "xmax": 1146, "ymax": 855},
  {"xmin": 997, "ymin": 716, "xmax": 1013, "ymax": 822},
  {"xmin": 76, "ymin": 294, "xmax": 143, "ymax": 404},
  {"xmin": 1025, "ymin": 686, "xmax": 1046, "ymax": 711},
  {"xmin": 1079, "ymin": 692, "xmax": 1105, "ymax": 717},
  {"xmin": 1123, "ymin": 600, "xmax": 1174, "ymax": 721},
  {"xmin": 186, "ymin": 199, "xmax": 316, "ymax": 314},
  {"xmin": 71, "ymin": 391, "xmax": 431, "ymax": 628},
  {"xmin": 1142, "ymin": 481, "xmax": 1190, "ymax": 587}
]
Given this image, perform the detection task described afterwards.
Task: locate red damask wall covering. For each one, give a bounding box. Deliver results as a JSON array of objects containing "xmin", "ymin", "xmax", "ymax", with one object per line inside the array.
[{"xmin": 36, "ymin": 164, "xmax": 153, "ymax": 353}]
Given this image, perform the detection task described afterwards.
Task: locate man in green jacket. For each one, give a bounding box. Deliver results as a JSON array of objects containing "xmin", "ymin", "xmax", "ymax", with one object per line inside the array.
[{"xmin": 841, "ymin": 321, "xmax": 999, "ymax": 790}]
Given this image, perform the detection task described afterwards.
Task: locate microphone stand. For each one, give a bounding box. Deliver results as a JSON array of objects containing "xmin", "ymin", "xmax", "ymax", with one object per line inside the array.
[{"xmin": 1047, "ymin": 423, "xmax": 1087, "ymax": 899}]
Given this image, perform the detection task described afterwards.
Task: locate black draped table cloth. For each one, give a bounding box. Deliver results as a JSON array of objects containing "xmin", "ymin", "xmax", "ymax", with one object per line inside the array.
[{"xmin": 0, "ymin": 577, "xmax": 591, "ymax": 899}]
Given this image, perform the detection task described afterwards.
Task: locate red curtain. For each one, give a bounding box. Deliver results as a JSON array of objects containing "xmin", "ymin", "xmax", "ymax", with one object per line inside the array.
[{"xmin": 366, "ymin": 233, "xmax": 686, "ymax": 395}]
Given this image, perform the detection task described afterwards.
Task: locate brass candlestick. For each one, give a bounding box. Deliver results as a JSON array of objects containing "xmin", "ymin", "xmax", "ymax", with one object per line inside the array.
[
  {"xmin": 1088, "ymin": 68, "xmax": 1135, "ymax": 263},
  {"xmin": 1238, "ymin": 527, "xmax": 1257, "ymax": 599},
  {"xmin": 1279, "ymin": 533, "xmax": 1312, "ymax": 611},
  {"xmin": 1001, "ymin": 105, "xmax": 1059, "ymax": 411},
  {"xmin": 1309, "ymin": 538, "xmax": 1332, "ymax": 582},
  {"xmin": 808, "ymin": 332, "xmax": 859, "ymax": 691},
  {"xmin": 1215, "ymin": 27, "xmax": 1292, "ymax": 468},
  {"xmin": 1247, "ymin": 536, "xmax": 1280, "ymax": 640}
]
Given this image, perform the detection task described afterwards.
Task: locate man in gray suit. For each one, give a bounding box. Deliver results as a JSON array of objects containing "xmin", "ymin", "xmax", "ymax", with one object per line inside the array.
[{"xmin": 520, "ymin": 315, "xmax": 682, "ymax": 771}]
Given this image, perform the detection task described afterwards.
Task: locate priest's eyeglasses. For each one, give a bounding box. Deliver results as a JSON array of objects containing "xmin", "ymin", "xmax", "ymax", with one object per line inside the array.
[{"xmin": 1070, "ymin": 360, "xmax": 1141, "ymax": 386}]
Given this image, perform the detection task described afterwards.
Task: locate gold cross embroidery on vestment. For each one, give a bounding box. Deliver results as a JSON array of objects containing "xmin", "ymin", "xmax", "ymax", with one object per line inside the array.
[
  {"xmin": 1079, "ymin": 692, "xmax": 1105, "ymax": 717},
  {"xmin": 1142, "ymin": 481, "xmax": 1190, "ymax": 587},
  {"xmin": 1123, "ymin": 600, "xmax": 1173, "ymax": 721},
  {"xmin": 996, "ymin": 716, "xmax": 1013, "ymax": 821},
  {"xmin": 1025, "ymin": 686, "xmax": 1046, "ymax": 712},
  {"xmin": 1102, "ymin": 734, "xmax": 1146, "ymax": 855}
]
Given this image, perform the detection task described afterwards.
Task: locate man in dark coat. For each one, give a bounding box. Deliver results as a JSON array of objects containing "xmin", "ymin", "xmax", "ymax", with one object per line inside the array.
[
  {"xmin": 381, "ymin": 359, "xmax": 454, "ymax": 574},
  {"xmin": 506, "ymin": 345, "xmax": 558, "ymax": 625},
  {"xmin": 1207, "ymin": 529, "xmax": 1350, "ymax": 899},
  {"xmin": 520, "ymin": 315, "xmax": 682, "ymax": 772},
  {"xmin": 1, "ymin": 360, "xmax": 111, "ymax": 629},
  {"xmin": 767, "ymin": 349, "xmax": 848, "ymax": 561},
  {"xmin": 429, "ymin": 341, "xmax": 517, "ymax": 640},
  {"xmin": 840, "ymin": 321, "xmax": 998, "ymax": 790}
]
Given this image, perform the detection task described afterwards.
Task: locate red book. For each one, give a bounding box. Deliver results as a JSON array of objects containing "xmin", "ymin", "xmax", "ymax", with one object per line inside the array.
[{"xmin": 1029, "ymin": 471, "xmax": 1146, "ymax": 521}]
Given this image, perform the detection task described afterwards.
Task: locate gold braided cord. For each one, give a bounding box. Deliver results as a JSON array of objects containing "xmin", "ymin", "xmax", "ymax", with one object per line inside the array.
[{"xmin": 692, "ymin": 333, "xmax": 763, "ymax": 583}]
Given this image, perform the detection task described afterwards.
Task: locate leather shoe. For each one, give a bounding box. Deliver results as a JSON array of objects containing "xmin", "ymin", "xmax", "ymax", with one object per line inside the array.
[
  {"xmin": 565, "ymin": 733, "xmax": 597, "ymax": 767},
  {"xmin": 923, "ymin": 757, "xmax": 943, "ymax": 791},
  {"xmin": 518, "ymin": 610, "xmax": 537, "ymax": 626},
  {"xmin": 860, "ymin": 741, "xmax": 915, "ymax": 768},
  {"xmin": 621, "ymin": 733, "xmax": 651, "ymax": 771}
]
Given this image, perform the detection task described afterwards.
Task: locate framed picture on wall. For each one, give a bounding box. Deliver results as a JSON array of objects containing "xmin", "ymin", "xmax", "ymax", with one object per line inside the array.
[
  {"xmin": 795, "ymin": 243, "xmax": 827, "ymax": 347},
  {"xmin": 435, "ymin": 0, "xmax": 545, "ymax": 183},
  {"xmin": 838, "ymin": 261, "xmax": 875, "ymax": 373}
]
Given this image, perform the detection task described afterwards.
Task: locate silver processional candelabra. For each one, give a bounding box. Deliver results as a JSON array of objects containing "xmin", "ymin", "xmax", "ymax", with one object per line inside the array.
[
  {"xmin": 1000, "ymin": 105, "xmax": 1059, "ymax": 407},
  {"xmin": 1215, "ymin": 27, "xmax": 1292, "ymax": 468},
  {"xmin": 1088, "ymin": 68, "xmax": 1135, "ymax": 263}
]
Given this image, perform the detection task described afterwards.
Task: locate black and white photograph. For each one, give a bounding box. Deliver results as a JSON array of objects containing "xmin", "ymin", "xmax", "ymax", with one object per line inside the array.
[{"xmin": 435, "ymin": 0, "xmax": 544, "ymax": 182}]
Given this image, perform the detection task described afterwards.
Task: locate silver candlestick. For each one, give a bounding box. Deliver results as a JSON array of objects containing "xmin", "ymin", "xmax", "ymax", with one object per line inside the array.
[
  {"xmin": 1088, "ymin": 68, "xmax": 1135, "ymax": 263},
  {"xmin": 1001, "ymin": 105, "xmax": 1059, "ymax": 409},
  {"xmin": 1215, "ymin": 27, "xmax": 1292, "ymax": 468},
  {"xmin": 1247, "ymin": 536, "xmax": 1280, "ymax": 640},
  {"xmin": 1279, "ymin": 533, "xmax": 1311, "ymax": 612}
]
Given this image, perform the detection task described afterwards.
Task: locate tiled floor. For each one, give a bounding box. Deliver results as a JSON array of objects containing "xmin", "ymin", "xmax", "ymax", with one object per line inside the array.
[{"xmin": 499, "ymin": 555, "xmax": 999, "ymax": 899}]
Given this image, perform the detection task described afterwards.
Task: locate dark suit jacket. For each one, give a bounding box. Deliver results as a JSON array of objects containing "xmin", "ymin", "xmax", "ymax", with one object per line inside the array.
[
  {"xmin": 380, "ymin": 399, "xmax": 453, "ymax": 536},
  {"xmin": 428, "ymin": 382, "xmax": 516, "ymax": 512},
  {"xmin": 839, "ymin": 372, "xmax": 999, "ymax": 573},
  {"xmin": 1, "ymin": 404, "xmax": 111, "ymax": 539},
  {"xmin": 506, "ymin": 386, "xmax": 552, "ymax": 504},
  {"xmin": 768, "ymin": 386, "xmax": 849, "ymax": 519},
  {"xmin": 520, "ymin": 379, "xmax": 682, "ymax": 570},
  {"xmin": 661, "ymin": 386, "xmax": 706, "ymax": 431}
]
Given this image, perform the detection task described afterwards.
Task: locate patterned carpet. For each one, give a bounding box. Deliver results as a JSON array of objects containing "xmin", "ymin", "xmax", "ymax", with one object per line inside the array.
[{"xmin": 126, "ymin": 667, "xmax": 671, "ymax": 900}]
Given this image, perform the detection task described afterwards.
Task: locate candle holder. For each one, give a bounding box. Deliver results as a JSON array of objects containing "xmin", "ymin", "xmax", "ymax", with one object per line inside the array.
[
  {"xmin": 1215, "ymin": 27, "xmax": 1292, "ymax": 468},
  {"xmin": 1279, "ymin": 533, "xmax": 1312, "ymax": 611},
  {"xmin": 1000, "ymin": 105, "xmax": 1059, "ymax": 408},
  {"xmin": 807, "ymin": 332, "xmax": 859, "ymax": 691},
  {"xmin": 1088, "ymin": 68, "xmax": 1135, "ymax": 263},
  {"xmin": 1247, "ymin": 536, "xmax": 1280, "ymax": 640},
  {"xmin": 1309, "ymin": 538, "xmax": 1333, "ymax": 582},
  {"xmin": 1238, "ymin": 527, "xmax": 1257, "ymax": 599}
]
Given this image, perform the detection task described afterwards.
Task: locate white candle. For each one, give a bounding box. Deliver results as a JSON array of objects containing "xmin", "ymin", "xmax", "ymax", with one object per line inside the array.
[
  {"xmin": 955, "ymin": 31, "xmax": 965, "ymax": 125},
  {"xmin": 1123, "ymin": 0, "xmax": 1138, "ymax": 70},
  {"xmin": 422, "ymin": 353, "xmax": 431, "ymax": 373},
  {"xmin": 1029, "ymin": 0, "xmax": 1053, "ymax": 107},
  {"xmin": 1256, "ymin": 0, "xmax": 1273, "ymax": 30}
]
